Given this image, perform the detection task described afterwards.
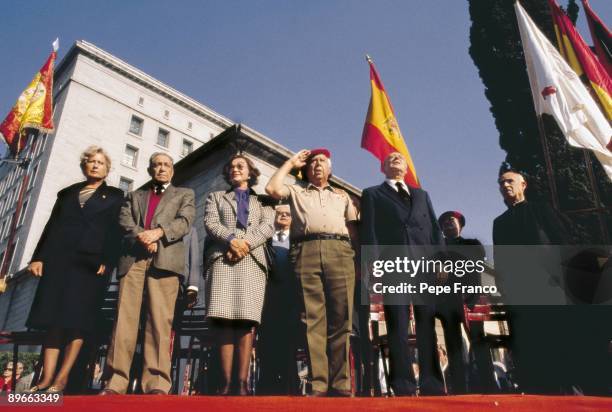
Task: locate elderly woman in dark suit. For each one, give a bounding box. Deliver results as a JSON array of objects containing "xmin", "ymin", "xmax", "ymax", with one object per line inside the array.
[
  {"xmin": 204, "ymin": 154, "xmax": 274, "ymax": 395},
  {"xmin": 26, "ymin": 146, "xmax": 124, "ymax": 393}
]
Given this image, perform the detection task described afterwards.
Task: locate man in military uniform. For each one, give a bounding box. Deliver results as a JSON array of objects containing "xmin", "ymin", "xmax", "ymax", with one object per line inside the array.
[{"xmin": 266, "ymin": 148, "xmax": 358, "ymax": 397}]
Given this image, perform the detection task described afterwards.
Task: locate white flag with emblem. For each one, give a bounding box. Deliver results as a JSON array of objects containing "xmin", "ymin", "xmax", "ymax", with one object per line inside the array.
[{"xmin": 515, "ymin": 1, "xmax": 612, "ymax": 180}]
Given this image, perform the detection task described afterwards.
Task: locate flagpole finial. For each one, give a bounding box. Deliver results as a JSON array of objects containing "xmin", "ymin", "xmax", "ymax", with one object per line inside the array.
[
  {"xmin": 365, "ymin": 54, "xmax": 373, "ymax": 64},
  {"xmin": 52, "ymin": 38, "xmax": 59, "ymax": 52}
]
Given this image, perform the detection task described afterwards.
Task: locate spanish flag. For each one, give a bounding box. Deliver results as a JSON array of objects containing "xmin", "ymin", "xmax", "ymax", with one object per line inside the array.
[
  {"xmin": 548, "ymin": 0, "xmax": 612, "ymax": 120},
  {"xmin": 0, "ymin": 40, "xmax": 58, "ymax": 157},
  {"xmin": 361, "ymin": 57, "xmax": 420, "ymax": 188},
  {"xmin": 581, "ymin": 0, "xmax": 611, "ymax": 78}
]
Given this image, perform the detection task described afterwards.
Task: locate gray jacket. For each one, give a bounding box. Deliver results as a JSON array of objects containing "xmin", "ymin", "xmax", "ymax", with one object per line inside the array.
[
  {"xmin": 183, "ymin": 226, "xmax": 203, "ymax": 299},
  {"xmin": 118, "ymin": 183, "xmax": 195, "ymax": 276}
]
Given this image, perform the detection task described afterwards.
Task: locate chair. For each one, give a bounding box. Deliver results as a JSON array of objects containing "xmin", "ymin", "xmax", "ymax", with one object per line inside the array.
[{"xmin": 170, "ymin": 305, "xmax": 214, "ymax": 395}]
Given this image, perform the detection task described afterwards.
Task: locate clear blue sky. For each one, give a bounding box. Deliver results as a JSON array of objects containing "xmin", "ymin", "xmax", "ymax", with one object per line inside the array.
[{"xmin": 0, "ymin": 0, "xmax": 610, "ymax": 245}]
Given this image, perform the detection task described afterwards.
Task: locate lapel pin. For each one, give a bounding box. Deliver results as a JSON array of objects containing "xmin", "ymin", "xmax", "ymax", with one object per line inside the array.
[{"xmin": 102, "ymin": 195, "xmax": 106, "ymax": 199}]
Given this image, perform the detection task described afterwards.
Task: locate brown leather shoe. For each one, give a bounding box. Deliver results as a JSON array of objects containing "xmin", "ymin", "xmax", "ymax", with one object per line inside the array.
[
  {"xmin": 307, "ymin": 390, "xmax": 327, "ymax": 397},
  {"xmin": 147, "ymin": 389, "xmax": 167, "ymax": 395},
  {"xmin": 330, "ymin": 389, "xmax": 352, "ymax": 397},
  {"xmin": 99, "ymin": 389, "xmax": 119, "ymax": 396}
]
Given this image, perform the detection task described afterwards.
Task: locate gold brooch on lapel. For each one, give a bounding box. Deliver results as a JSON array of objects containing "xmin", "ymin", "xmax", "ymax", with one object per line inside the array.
[{"xmin": 102, "ymin": 195, "xmax": 106, "ymax": 199}]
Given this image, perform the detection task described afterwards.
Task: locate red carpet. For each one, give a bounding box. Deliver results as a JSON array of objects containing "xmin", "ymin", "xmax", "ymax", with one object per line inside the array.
[{"xmin": 4, "ymin": 395, "xmax": 612, "ymax": 412}]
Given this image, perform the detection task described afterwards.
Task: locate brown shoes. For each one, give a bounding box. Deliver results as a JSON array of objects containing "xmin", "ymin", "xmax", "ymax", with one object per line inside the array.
[
  {"xmin": 307, "ymin": 390, "xmax": 328, "ymax": 397},
  {"xmin": 98, "ymin": 389, "xmax": 119, "ymax": 395},
  {"xmin": 147, "ymin": 389, "xmax": 167, "ymax": 395}
]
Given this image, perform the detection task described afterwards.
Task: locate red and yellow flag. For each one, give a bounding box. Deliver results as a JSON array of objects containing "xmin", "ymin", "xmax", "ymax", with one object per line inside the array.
[
  {"xmin": 548, "ymin": 0, "xmax": 612, "ymax": 120},
  {"xmin": 581, "ymin": 0, "xmax": 612, "ymax": 78},
  {"xmin": 361, "ymin": 58, "xmax": 420, "ymax": 188},
  {"xmin": 0, "ymin": 41, "xmax": 57, "ymax": 156}
]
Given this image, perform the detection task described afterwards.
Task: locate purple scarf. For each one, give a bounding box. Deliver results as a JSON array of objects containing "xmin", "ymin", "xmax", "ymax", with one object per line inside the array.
[{"xmin": 234, "ymin": 188, "xmax": 249, "ymax": 229}]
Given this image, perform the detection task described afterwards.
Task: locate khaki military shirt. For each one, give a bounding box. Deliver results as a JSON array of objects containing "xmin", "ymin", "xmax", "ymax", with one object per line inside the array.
[{"xmin": 283, "ymin": 183, "xmax": 357, "ymax": 237}]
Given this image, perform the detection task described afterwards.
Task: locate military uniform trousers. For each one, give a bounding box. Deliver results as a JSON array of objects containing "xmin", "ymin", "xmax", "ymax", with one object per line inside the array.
[
  {"xmin": 105, "ymin": 258, "xmax": 180, "ymax": 394},
  {"xmin": 292, "ymin": 238, "xmax": 355, "ymax": 393}
]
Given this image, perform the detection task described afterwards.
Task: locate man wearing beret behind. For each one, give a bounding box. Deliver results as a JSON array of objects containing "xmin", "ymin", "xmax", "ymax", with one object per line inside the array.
[
  {"xmin": 266, "ymin": 148, "xmax": 358, "ymax": 397},
  {"xmin": 439, "ymin": 211, "xmax": 496, "ymax": 393}
]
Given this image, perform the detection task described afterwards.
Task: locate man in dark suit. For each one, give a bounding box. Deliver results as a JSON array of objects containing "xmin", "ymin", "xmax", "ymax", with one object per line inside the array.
[
  {"xmin": 102, "ymin": 152, "xmax": 195, "ymax": 395},
  {"xmin": 360, "ymin": 152, "xmax": 445, "ymax": 396},
  {"xmin": 439, "ymin": 211, "xmax": 494, "ymax": 393},
  {"xmin": 257, "ymin": 204, "xmax": 299, "ymax": 394},
  {"xmin": 493, "ymin": 169, "xmax": 571, "ymax": 394}
]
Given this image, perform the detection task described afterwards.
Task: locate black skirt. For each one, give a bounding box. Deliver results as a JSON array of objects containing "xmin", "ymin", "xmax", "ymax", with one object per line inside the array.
[{"xmin": 26, "ymin": 250, "xmax": 109, "ymax": 334}]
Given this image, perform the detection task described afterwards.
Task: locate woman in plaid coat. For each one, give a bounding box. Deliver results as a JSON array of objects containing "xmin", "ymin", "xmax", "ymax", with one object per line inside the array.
[{"xmin": 204, "ymin": 154, "xmax": 275, "ymax": 395}]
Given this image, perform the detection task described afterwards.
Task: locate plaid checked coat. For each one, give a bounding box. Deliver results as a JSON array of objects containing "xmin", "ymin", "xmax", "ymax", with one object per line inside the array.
[{"xmin": 203, "ymin": 189, "xmax": 275, "ymax": 323}]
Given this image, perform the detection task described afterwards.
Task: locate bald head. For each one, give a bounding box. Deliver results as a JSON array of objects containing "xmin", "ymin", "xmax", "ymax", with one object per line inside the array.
[
  {"xmin": 498, "ymin": 171, "xmax": 526, "ymax": 206},
  {"xmin": 275, "ymin": 204, "xmax": 291, "ymax": 230}
]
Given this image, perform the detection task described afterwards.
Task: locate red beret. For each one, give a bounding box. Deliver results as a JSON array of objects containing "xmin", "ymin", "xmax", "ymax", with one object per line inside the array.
[
  {"xmin": 438, "ymin": 211, "xmax": 465, "ymax": 228},
  {"xmin": 308, "ymin": 148, "xmax": 331, "ymax": 161}
]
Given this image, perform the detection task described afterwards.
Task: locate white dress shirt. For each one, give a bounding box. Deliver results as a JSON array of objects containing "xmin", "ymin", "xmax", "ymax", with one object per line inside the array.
[{"xmin": 385, "ymin": 179, "xmax": 411, "ymax": 196}]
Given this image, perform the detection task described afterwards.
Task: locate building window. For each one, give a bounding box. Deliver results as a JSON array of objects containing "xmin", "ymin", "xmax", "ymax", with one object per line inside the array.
[
  {"xmin": 119, "ymin": 177, "xmax": 133, "ymax": 194},
  {"xmin": 29, "ymin": 164, "xmax": 39, "ymax": 189},
  {"xmin": 187, "ymin": 121, "xmax": 193, "ymax": 131},
  {"xmin": 18, "ymin": 199, "xmax": 28, "ymax": 226},
  {"xmin": 34, "ymin": 135, "xmax": 46, "ymax": 157},
  {"xmin": 138, "ymin": 96, "xmax": 144, "ymax": 106},
  {"xmin": 163, "ymin": 110, "xmax": 170, "ymax": 119},
  {"xmin": 182, "ymin": 139, "xmax": 193, "ymax": 156},
  {"xmin": 123, "ymin": 145, "xmax": 139, "ymax": 168},
  {"xmin": 10, "ymin": 188, "xmax": 17, "ymax": 207},
  {"xmin": 157, "ymin": 128, "xmax": 169, "ymax": 148},
  {"xmin": 1, "ymin": 219, "xmax": 8, "ymax": 240},
  {"xmin": 129, "ymin": 115, "xmax": 144, "ymax": 136}
]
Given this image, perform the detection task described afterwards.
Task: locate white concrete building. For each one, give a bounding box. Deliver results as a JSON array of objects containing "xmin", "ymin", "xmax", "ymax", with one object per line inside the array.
[
  {"xmin": 0, "ymin": 40, "xmax": 361, "ymax": 334},
  {"xmin": 0, "ymin": 40, "xmax": 233, "ymax": 276}
]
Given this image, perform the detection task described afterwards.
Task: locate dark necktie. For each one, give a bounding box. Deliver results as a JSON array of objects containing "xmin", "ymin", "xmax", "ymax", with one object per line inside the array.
[
  {"xmin": 154, "ymin": 184, "xmax": 164, "ymax": 195},
  {"xmin": 396, "ymin": 182, "xmax": 411, "ymax": 206}
]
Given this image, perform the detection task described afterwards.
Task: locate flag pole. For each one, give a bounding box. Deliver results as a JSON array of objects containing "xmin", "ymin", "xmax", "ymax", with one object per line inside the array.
[
  {"xmin": 535, "ymin": 116, "xmax": 560, "ymax": 211},
  {"xmin": 581, "ymin": 150, "xmax": 610, "ymax": 243}
]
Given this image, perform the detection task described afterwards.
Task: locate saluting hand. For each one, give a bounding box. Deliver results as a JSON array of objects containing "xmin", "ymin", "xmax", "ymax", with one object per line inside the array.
[
  {"xmin": 289, "ymin": 149, "xmax": 310, "ymax": 169},
  {"xmin": 28, "ymin": 261, "xmax": 43, "ymax": 277}
]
